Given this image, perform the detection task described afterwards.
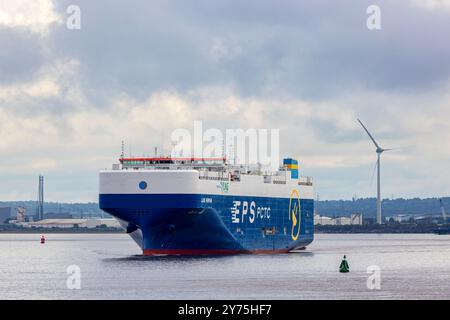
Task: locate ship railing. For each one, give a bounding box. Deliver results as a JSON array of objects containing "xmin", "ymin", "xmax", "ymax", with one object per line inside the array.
[
  {"xmin": 121, "ymin": 164, "xmax": 226, "ymax": 170},
  {"xmin": 198, "ymin": 170, "xmax": 229, "ymax": 181},
  {"xmin": 298, "ymin": 176, "xmax": 313, "ymax": 186},
  {"xmin": 198, "ymin": 176, "xmax": 228, "ymax": 181}
]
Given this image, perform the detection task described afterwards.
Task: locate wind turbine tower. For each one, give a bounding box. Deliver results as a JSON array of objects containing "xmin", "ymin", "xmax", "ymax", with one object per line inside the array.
[
  {"xmin": 440, "ymin": 199, "xmax": 447, "ymax": 222},
  {"xmin": 357, "ymin": 119, "xmax": 393, "ymax": 224}
]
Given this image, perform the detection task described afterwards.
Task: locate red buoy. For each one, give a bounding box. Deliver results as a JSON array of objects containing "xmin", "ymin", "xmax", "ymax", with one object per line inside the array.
[{"xmin": 40, "ymin": 235, "xmax": 45, "ymax": 244}]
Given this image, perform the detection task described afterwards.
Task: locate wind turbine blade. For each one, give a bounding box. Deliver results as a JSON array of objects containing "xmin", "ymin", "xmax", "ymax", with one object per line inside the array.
[
  {"xmin": 382, "ymin": 148, "xmax": 399, "ymax": 152},
  {"xmin": 357, "ymin": 118, "xmax": 380, "ymax": 149}
]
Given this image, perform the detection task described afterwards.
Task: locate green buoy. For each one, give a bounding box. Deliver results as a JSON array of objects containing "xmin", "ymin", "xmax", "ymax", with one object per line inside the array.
[{"xmin": 339, "ymin": 255, "xmax": 349, "ymax": 273}]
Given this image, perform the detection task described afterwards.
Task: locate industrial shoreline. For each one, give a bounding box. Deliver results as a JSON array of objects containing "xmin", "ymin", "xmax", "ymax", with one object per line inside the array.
[
  {"xmin": 0, "ymin": 226, "xmax": 124, "ymax": 233},
  {"xmin": 315, "ymin": 224, "xmax": 450, "ymax": 234},
  {"xmin": 1, "ymin": 224, "xmax": 447, "ymax": 234}
]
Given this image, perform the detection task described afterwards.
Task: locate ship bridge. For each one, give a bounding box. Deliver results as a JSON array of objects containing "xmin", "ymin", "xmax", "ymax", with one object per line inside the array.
[
  {"xmin": 119, "ymin": 157, "xmax": 227, "ymax": 170},
  {"xmin": 116, "ymin": 157, "xmax": 312, "ymax": 186}
]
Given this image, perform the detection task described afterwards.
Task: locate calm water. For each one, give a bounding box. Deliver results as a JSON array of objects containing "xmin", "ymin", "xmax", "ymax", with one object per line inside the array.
[{"xmin": 0, "ymin": 233, "xmax": 449, "ymax": 299}]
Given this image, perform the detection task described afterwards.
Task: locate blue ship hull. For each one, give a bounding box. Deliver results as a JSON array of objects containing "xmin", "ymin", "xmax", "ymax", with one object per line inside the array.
[{"xmin": 99, "ymin": 194, "xmax": 314, "ymax": 255}]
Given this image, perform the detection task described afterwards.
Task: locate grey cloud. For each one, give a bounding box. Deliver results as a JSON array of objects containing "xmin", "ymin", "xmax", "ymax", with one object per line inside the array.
[
  {"xmin": 45, "ymin": 0, "xmax": 450, "ymax": 103},
  {"xmin": 0, "ymin": 28, "xmax": 46, "ymax": 84},
  {"xmin": 1, "ymin": 0, "xmax": 450, "ymax": 201}
]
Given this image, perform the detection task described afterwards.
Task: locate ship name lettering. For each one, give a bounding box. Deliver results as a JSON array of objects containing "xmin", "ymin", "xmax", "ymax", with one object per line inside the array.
[
  {"xmin": 231, "ymin": 200, "xmax": 269, "ymax": 224},
  {"xmin": 257, "ymin": 206, "xmax": 271, "ymax": 219}
]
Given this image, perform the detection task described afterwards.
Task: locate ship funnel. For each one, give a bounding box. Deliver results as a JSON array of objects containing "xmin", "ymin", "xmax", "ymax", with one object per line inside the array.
[{"xmin": 283, "ymin": 158, "xmax": 299, "ymax": 179}]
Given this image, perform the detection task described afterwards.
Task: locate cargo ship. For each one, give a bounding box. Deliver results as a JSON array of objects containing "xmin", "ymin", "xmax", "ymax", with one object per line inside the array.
[{"xmin": 99, "ymin": 157, "xmax": 314, "ymax": 255}]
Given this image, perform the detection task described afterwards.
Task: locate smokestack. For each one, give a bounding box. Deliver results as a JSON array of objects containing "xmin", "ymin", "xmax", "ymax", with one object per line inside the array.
[{"xmin": 38, "ymin": 175, "xmax": 44, "ymax": 220}]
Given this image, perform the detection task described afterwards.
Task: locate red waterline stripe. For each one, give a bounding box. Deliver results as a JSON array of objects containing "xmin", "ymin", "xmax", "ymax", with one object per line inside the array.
[{"xmin": 142, "ymin": 248, "xmax": 290, "ymax": 256}]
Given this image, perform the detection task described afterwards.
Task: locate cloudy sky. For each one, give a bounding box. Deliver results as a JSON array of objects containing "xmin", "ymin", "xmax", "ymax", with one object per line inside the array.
[{"xmin": 1, "ymin": 0, "xmax": 450, "ymax": 202}]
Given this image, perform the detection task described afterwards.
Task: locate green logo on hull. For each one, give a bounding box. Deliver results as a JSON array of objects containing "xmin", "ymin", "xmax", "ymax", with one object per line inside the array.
[{"xmin": 217, "ymin": 181, "xmax": 229, "ymax": 193}]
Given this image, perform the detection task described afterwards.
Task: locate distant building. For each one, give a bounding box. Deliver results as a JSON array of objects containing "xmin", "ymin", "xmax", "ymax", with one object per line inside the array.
[
  {"xmin": 25, "ymin": 218, "xmax": 122, "ymax": 229},
  {"xmin": 414, "ymin": 216, "xmax": 440, "ymax": 224},
  {"xmin": 335, "ymin": 217, "xmax": 351, "ymax": 225},
  {"xmin": 0, "ymin": 207, "xmax": 12, "ymax": 224},
  {"xmin": 85, "ymin": 218, "xmax": 121, "ymax": 229},
  {"xmin": 314, "ymin": 213, "xmax": 363, "ymax": 226},
  {"xmin": 16, "ymin": 207, "xmax": 26, "ymax": 222},
  {"xmin": 44, "ymin": 212, "xmax": 73, "ymax": 219},
  {"xmin": 27, "ymin": 219, "xmax": 87, "ymax": 229},
  {"xmin": 314, "ymin": 214, "xmax": 338, "ymax": 225},
  {"xmin": 350, "ymin": 213, "xmax": 363, "ymax": 225},
  {"xmin": 391, "ymin": 214, "xmax": 412, "ymax": 223},
  {"xmin": 314, "ymin": 214, "xmax": 335, "ymax": 225}
]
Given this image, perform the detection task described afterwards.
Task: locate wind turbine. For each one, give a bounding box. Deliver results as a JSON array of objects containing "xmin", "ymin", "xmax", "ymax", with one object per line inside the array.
[{"xmin": 357, "ymin": 119, "xmax": 393, "ymax": 224}]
